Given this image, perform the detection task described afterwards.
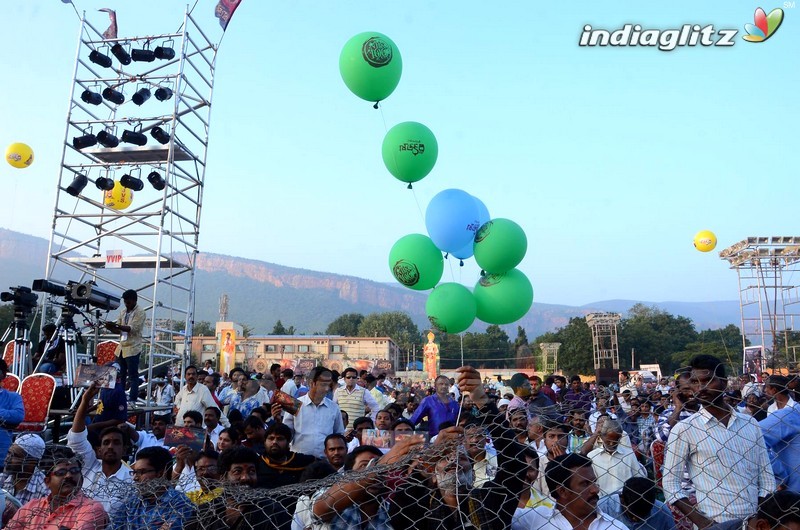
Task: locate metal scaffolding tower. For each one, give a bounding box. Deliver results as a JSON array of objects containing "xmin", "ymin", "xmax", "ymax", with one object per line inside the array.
[
  {"xmin": 538, "ymin": 342, "xmax": 561, "ymax": 374},
  {"xmin": 41, "ymin": 8, "xmax": 217, "ymax": 402},
  {"xmin": 719, "ymin": 236, "xmax": 800, "ymax": 371},
  {"xmin": 586, "ymin": 313, "xmax": 621, "ymax": 370}
]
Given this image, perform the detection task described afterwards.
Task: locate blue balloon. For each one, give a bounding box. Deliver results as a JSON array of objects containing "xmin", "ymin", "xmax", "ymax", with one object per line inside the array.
[
  {"xmin": 452, "ymin": 196, "xmax": 490, "ymax": 260},
  {"xmin": 425, "ymin": 189, "xmax": 480, "ymax": 255}
]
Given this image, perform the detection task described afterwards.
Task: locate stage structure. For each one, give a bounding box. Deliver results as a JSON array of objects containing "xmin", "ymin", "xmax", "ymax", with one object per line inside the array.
[
  {"xmin": 586, "ymin": 313, "xmax": 621, "ymax": 370},
  {"xmin": 719, "ymin": 236, "xmax": 800, "ymax": 371},
  {"xmin": 538, "ymin": 342, "xmax": 561, "ymax": 374},
  {"xmin": 40, "ymin": 8, "xmax": 217, "ymax": 403}
]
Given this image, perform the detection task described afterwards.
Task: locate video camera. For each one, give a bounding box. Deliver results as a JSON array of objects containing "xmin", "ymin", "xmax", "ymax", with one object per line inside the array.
[
  {"xmin": 32, "ymin": 279, "xmax": 120, "ymax": 312},
  {"xmin": 0, "ymin": 286, "xmax": 38, "ymax": 316}
]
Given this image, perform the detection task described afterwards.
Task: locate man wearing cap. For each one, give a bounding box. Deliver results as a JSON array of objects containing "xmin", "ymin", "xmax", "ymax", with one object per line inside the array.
[
  {"xmin": 6, "ymin": 445, "xmax": 109, "ymax": 530},
  {"xmin": 0, "ymin": 360, "xmax": 24, "ymax": 468},
  {"xmin": 0, "ymin": 434, "xmax": 49, "ymax": 505},
  {"xmin": 104, "ymin": 289, "xmax": 146, "ymax": 403}
]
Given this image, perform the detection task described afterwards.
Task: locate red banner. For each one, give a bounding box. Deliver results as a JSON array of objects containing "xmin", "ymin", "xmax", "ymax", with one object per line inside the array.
[{"xmin": 215, "ymin": 0, "xmax": 242, "ymax": 30}]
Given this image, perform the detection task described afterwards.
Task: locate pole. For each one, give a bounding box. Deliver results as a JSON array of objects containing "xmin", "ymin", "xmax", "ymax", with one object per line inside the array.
[{"xmin": 631, "ymin": 348, "xmax": 635, "ymax": 370}]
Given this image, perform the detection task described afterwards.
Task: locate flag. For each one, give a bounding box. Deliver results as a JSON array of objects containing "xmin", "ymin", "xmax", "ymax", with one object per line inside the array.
[
  {"xmin": 215, "ymin": 0, "xmax": 242, "ymax": 31},
  {"xmin": 61, "ymin": 1, "xmax": 73, "ymax": 4},
  {"xmin": 98, "ymin": 8, "xmax": 117, "ymax": 40}
]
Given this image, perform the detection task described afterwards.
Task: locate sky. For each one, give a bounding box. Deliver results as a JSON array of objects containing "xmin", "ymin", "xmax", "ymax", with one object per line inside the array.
[{"xmin": 0, "ymin": 0, "xmax": 797, "ymax": 307}]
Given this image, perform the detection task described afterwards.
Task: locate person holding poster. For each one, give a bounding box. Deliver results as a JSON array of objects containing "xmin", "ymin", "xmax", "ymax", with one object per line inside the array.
[{"xmin": 220, "ymin": 331, "xmax": 235, "ymax": 375}]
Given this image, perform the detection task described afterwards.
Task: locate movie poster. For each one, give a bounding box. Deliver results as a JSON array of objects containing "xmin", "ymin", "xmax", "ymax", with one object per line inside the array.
[
  {"xmin": 349, "ymin": 359, "xmax": 375, "ymax": 375},
  {"xmin": 294, "ymin": 358, "xmax": 317, "ymax": 376},
  {"xmin": 371, "ymin": 359, "xmax": 395, "ymax": 377},
  {"xmin": 743, "ymin": 345, "xmax": 765, "ymax": 378},
  {"xmin": 219, "ymin": 329, "xmax": 236, "ymax": 375}
]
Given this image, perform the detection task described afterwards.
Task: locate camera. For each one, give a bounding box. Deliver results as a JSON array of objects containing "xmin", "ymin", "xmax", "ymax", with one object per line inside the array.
[
  {"xmin": 0, "ymin": 286, "xmax": 38, "ymax": 314},
  {"xmin": 69, "ymin": 281, "xmax": 120, "ymax": 311},
  {"xmin": 32, "ymin": 278, "xmax": 120, "ymax": 311}
]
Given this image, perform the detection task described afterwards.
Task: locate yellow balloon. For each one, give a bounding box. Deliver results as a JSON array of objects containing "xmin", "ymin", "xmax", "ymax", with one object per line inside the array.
[
  {"xmin": 104, "ymin": 181, "xmax": 134, "ymax": 210},
  {"xmin": 693, "ymin": 230, "xmax": 717, "ymax": 252},
  {"xmin": 5, "ymin": 142, "xmax": 34, "ymax": 169}
]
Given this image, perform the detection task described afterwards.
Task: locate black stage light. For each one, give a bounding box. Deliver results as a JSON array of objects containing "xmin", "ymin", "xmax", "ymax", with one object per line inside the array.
[
  {"xmin": 95, "ymin": 177, "xmax": 115, "ymax": 191},
  {"xmin": 111, "ymin": 43, "xmax": 131, "ymax": 65},
  {"xmin": 132, "ymin": 88, "xmax": 151, "ymax": 106},
  {"xmin": 151, "ymin": 126, "xmax": 170, "ymax": 145},
  {"xmin": 102, "ymin": 87, "xmax": 125, "ymax": 105},
  {"xmin": 154, "ymin": 45, "xmax": 175, "ymax": 60},
  {"xmin": 121, "ymin": 129, "xmax": 147, "ymax": 146},
  {"xmin": 80, "ymin": 89, "xmax": 102, "ymax": 105},
  {"xmin": 96, "ymin": 130, "xmax": 119, "ymax": 148},
  {"xmin": 120, "ymin": 173, "xmax": 144, "ymax": 191},
  {"xmin": 72, "ymin": 133, "xmax": 97, "ymax": 150},
  {"xmin": 147, "ymin": 171, "xmax": 166, "ymax": 191},
  {"xmin": 154, "ymin": 87, "xmax": 173, "ymax": 101},
  {"xmin": 89, "ymin": 50, "xmax": 112, "ymax": 68},
  {"xmin": 131, "ymin": 48, "xmax": 155, "ymax": 62},
  {"xmin": 66, "ymin": 174, "xmax": 88, "ymax": 196}
]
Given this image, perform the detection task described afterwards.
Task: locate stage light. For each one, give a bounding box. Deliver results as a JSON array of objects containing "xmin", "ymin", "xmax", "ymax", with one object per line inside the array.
[
  {"xmin": 72, "ymin": 133, "xmax": 97, "ymax": 150},
  {"xmin": 132, "ymin": 87, "xmax": 151, "ymax": 106},
  {"xmin": 102, "ymin": 87, "xmax": 125, "ymax": 105},
  {"xmin": 111, "ymin": 43, "xmax": 131, "ymax": 65},
  {"xmin": 147, "ymin": 171, "xmax": 166, "ymax": 191},
  {"xmin": 96, "ymin": 130, "xmax": 119, "ymax": 148},
  {"xmin": 151, "ymin": 126, "xmax": 171, "ymax": 145},
  {"xmin": 80, "ymin": 89, "xmax": 102, "ymax": 106},
  {"xmin": 66, "ymin": 174, "xmax": 88, "ymax": 196},
  {"xmin": 154, "ymin": 45, "xmax": 175, "ymax": 60},
  {"xmin": 95, "ymin": 177, "xmax": 115, "ymax": 191},
  {"xmin": 89, "ymin": 50, "xmax": 112, "ymax": 68},
  {"xmin": 121, "ymin": 129, "xmax": 147, "ymax": 146},
  {"xmin": 154, "ymin": 87, "xmax": 173, "ymax": 101},
  {"xmin": 120, "ymin": 173, "xmax": 144, "ymax": 192},
  {"xmin": 131, "ymin": 48, "xmax": 155, "ymax": 62}
]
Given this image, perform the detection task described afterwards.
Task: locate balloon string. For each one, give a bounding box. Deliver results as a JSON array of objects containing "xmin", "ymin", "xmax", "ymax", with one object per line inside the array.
[{"xmin": 409, "ymin": 187, "xmax": 426, "ymax": 232}]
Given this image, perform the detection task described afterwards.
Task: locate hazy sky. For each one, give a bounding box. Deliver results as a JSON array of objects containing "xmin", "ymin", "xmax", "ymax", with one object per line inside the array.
[{"xmin": 0, "ymin": 0, "xmax": 796, "ymax": 306}]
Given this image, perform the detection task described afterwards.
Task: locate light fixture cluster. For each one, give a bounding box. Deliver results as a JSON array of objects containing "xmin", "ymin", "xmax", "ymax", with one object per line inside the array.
[{"xmin": 65, "ymin": 168, "xmax": 167, "ymax": 197}]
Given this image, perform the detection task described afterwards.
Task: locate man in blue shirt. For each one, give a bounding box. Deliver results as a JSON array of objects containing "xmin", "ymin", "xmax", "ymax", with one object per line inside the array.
[
  {"xmin": 759, "ymin": 397, "xmax": 800, "ymax": 492},
  {"xmin": 111, "ymin": 446, "xmax": 195, "ymax": 529},
  {"xmin": 598, "ymin": 477, "xmax": 676, "ymax": 530},
  {"xmin": 0, "ymin": 360, "xmax": 25, "ymax": 467}
]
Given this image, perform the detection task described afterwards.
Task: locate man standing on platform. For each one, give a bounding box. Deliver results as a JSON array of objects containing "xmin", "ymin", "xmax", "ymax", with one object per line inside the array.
[{"xmin": 105, "ymin": 289, "xmax": 145, "ymax": 403}]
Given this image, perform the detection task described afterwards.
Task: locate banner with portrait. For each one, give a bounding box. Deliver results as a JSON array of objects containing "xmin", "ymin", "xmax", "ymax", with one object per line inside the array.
[
  {"xmin": 371, "ymin": 359, "xmax": 395, "ymax": 377},
  {"xmin": 219, "ymin": 329, "xmax": 236, "ymax": 375},
  {"xmin": 743, "ymin": 345, "xmax": 766, "ymax": 378},
  {"xmin": 294, "ymin": 358, "xmax": 317, "ymax": 376}
]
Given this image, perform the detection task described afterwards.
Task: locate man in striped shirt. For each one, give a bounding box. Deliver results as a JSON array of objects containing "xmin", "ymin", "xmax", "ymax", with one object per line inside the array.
[
  {"xmin": 334, "ymin": 367, "xmax": 380, "ymax": 421},
  {"xmin": 663, "ymin": 355, "xmax": 775, "ymax": 527}
]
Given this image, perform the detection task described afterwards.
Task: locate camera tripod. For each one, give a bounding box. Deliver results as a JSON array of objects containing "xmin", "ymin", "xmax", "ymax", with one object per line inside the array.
[{"xmin": 0, "ymin": 308, "xmax": 34, "ymax": 379}]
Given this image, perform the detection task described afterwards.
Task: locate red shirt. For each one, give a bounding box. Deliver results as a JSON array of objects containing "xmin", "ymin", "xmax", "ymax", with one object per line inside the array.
[{"xmin": 6, "ymin": 493, "xmax": 109, "ymax": 530}]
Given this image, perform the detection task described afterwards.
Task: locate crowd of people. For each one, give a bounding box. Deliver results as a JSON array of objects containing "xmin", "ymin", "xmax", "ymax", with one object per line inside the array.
[{"xmin": 0, "ymin": 352, "xmax": 798, "ymax": 529}]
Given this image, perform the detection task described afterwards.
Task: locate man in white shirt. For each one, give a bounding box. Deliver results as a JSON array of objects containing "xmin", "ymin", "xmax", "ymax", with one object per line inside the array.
[
  {"xmin": 273, "ymin": 366, "xmax": 344, "ymax": 458},
  {"xmin": 522, "ymin": 453, "xmax": 628, "ymax": 529},
  {"xmin": 67, "ymin": 381, "xmax": 132, "ymax": 513},
  {"xmin": 174, "ymin": 365, "xmax": 216, "ymax": 426},
  {"xmin": 663, "ymin": 355, "xmax": 775, "ymax": 527},
  {"xmin": 765, "ymin": 374, "xmax": 796, "ymax": 414},
  {"xmin": 587, "ymin": 419, "xmax": 646, "ymax": 497},
  {"xmin": 280, "ymin": 369, "xmax": 299, "ymax": 397},
  {"xmin": 203, "ymin": 406, "xmax": 225, "ymax": 448}
]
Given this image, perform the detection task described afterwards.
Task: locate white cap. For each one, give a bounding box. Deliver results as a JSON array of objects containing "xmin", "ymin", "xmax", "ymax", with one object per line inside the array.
[
  {"xmin": 497, "ymin": 398, "xmax": 511, "ymax": 408},
  {"xmin": 14, "ymin": 434, "xmax": 45, "ymax": 460}
]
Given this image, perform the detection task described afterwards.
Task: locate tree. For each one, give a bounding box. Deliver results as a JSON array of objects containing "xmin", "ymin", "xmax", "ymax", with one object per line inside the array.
[
  {"xmin": 533, "ymin": 317, "xmax": 594, "ymax": 375},
  {"xmin": 619, "ymin": 304, "xmax": 697, "ymax": 372},
  {"xmin": 673, "ymin": 324, "xmax": 746, "ymax": 374},
  {"xmin": 357, "ymin": 311, "xmax": 420, "ymax": 356},
  {"xmin": 241, "ymin": 324, "xmax": 254, "ymax": 338},
  {"xmin": 271, "ymin": 320, "xmax": 295, "ymax": 335},
  {"xmin": 439, "ymin": 325, "xmax": 512, "ymax": 370},
  {"xmin": 514, "ymin": 326, "xmax": 532, "ymax": 368},
  {"xmin": 193, "ymin": 321, "xmax": 215, "ymax": 337},
  {"xmin": 325, "ymin": 313, "xmax": 364, "ymax": 337}
]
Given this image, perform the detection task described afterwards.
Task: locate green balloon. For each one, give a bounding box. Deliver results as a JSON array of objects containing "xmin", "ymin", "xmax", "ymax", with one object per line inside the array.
[
  {"xmin": 389, "ymin": 234, "xmax": 443, "ymax": 291},
  {"xmin": 473, "ymin": 268, "xmax": 533, "ymax": 325},
  {"xmin": 474, "ymin": 218, "xmax": 527, "ymax": 274},
  {"xmin": 339, "ymin": 32, "xmax": 402, "ymax": 103},
  {"xmin": 426, "ymin": 283, "xmax": 476, "ymax": 333},
  {"xmin": 382, "ymin": 122, "xmax": 438, "ymax": 184}
]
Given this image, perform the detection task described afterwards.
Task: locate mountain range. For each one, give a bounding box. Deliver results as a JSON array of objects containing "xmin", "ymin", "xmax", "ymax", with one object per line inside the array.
[{"xmin": 0, "ymin": 228, "xmax": 741, "ymax": 337}]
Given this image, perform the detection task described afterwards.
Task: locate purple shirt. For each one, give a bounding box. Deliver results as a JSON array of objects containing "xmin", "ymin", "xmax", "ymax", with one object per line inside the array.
[
  {"xmin": 409, "ymin": 395, "xmax": 460, "ymax": 435},
  {"xmin": 563, "ymin": 389, "xmax": 593, "ymax": 412}
]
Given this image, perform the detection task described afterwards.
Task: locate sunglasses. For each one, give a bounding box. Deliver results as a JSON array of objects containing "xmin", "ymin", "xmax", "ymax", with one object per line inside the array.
[{"xmin": 51, "ymin": 466, "xmax": 81, "ymax": 477}]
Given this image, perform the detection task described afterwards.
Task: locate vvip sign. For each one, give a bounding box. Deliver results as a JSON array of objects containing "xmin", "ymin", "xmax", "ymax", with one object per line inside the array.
[
  {"xmin": 105, "ymin": 250, "xmax": 123, "ymax": 269},
  {"xmin": 579, "ymin": 6, "xmax": 784, "ymax": 51}
]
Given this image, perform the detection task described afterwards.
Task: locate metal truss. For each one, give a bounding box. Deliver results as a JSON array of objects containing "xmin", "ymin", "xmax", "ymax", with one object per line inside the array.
[
  {"xmin": 41, "ymin": 8, "xmax": 217, "ymax": 402},
  {"xmin": 720, "ymin": 236, "xmax": 800, "ymax": 371},
  {"xmin": 585, "ymin": 313, "xmax": 621, "ymax": 370}
]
